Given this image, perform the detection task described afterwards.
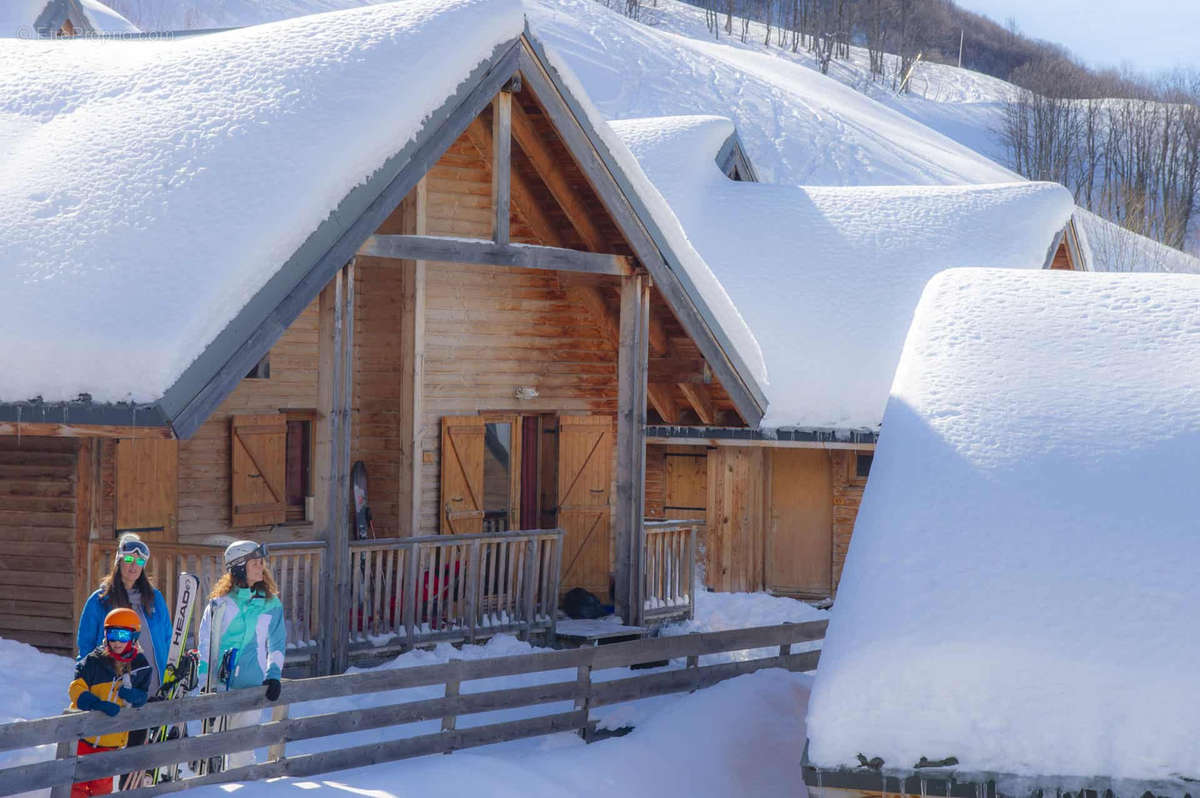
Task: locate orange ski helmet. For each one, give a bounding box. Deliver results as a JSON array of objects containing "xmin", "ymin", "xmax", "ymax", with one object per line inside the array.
[{"xmin": 104, "ymin": 607, "xmax": 141, "ymax": 632}]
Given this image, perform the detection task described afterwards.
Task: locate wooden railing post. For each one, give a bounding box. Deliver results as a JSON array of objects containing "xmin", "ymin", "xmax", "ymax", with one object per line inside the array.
[
  {"xmin": 465, "ymin": 540, "xmax": 481, "ymax": 643},
  {"xmin": 267, "ymin": 703, "xmax": 289, "ymax": 763},
  {"xmin": 48, "ymin": 737, "xmax": 75, "ymax": 798},
  {"xmin": 441, "ymin": 658, "xmax": 462, "ymax": 752},
  {"xmin": 574, "ymin": 659, "xmax": 594, "ymax": 742},
  {"xmin": 687, "ymin": 524, "xmax": 697, "ymax": 620},
  {"xmin": 521, "ymin": 538, "xmax": 537, "ymax": 640},
  {"xmin": 403, "ymin": 540, "xmax": 418, "ymax": 648}
]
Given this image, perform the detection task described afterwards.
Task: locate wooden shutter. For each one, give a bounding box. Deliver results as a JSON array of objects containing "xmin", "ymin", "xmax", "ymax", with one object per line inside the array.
[
  {"xmin": 440, "ymin": 417, "xmax": 485, "ymax": 534},
  {"xmin": 231, "ymin": 414, "xmax": 287, "ymax": 528},
  {"xmin": 115, "ymin": 438, "xmax": 179, "ymax": 540},
  {"xmin": 557, "ymin": 415, "xmax": 614, "ymax": 598}
]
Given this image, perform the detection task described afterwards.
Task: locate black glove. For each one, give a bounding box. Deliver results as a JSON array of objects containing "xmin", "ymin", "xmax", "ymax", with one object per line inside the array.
[
  {"xmin": 118, "ymin": 686, "xmax": 148, "ymax": 707},
  {"xmin": 263, "ymin": 678, "xmax": 281, "ymax": 702}
]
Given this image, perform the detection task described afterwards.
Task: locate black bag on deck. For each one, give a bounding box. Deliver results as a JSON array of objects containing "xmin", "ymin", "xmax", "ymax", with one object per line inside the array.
[{"xmin": 562, "ymin": 587, "xmax": 606, "ymax": 620}]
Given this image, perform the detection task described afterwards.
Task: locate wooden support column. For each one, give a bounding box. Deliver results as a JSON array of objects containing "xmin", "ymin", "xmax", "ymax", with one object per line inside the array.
[
  {"xmin": 492, "ymin": 89, "xmax": 512, "ymax": 245},
  {"xmin": 398, "ymin": 180, "xmax": 427, "ymax": 536},
  {"xmin": 322, "ymin": 260, "xmax": 356, "ymax": 675},
  {"xmin": 614, "ymin": 273, "xmax": 650, "ymax": 626}
]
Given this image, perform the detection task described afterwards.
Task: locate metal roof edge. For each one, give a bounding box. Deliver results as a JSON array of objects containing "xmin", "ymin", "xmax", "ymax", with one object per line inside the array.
[
  {"xmin": 0, "ymin": 399, "xmax": 170, "ymax": 429},
  {"xmin": 646, "ymin": 425, "xmax": 878, "ymax": 445},
  {"xmin": 801, "ymin": 740, "xmax": 1197, "ymax": 798}
]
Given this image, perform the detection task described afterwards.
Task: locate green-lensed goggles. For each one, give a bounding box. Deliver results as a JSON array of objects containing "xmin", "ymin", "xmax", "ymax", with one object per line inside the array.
[{"xmin": 122, "ymin": 554, "xmax": 147, "ymax": 567}]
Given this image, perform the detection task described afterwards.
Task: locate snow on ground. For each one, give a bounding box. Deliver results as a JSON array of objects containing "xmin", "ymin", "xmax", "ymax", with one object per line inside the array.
[
  {"xmin": 613, "ymin": 114, "xmax": 1073, "ymax": 429},
  {"xmin": 808, "ymin": 268, "xmax": 1200, "ymax": 782},
  {"xmin": 2, "ymin": 591, "xmax": 825, "ymax": 797},
  {"xmin": 526, "ymin": 0, "xmax": 1016, "ymax": 188}
]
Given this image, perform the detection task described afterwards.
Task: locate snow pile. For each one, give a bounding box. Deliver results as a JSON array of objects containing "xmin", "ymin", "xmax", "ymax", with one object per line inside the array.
[
  {"xmin": 612, "ymin": 115, "xmax": 1074, "ymax": 430},
  {"xmin": 103, "ymin": 0, "xmax": 375, "ymax": 31},
  {"xmin": 0, "ymin": 0, "xmax": 523, "ymax": 404},
  {"xmin": 808, "ymin": 268, "xmax": 1200, "ymax": 781},
  {"xmin": 0, "ymin": 638, "xmax": 75, "ymax": 779}
]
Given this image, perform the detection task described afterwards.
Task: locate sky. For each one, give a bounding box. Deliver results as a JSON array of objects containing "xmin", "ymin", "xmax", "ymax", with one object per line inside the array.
[{"xmin": 952, "ymin": 0, "xmax": 1200, "ymax": 76}]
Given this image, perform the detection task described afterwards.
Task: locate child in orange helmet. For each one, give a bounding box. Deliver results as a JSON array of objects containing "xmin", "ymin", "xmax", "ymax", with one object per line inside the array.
[{"xmin": 67, "ymin": 607, "xmax": 152, "ymax": 797}]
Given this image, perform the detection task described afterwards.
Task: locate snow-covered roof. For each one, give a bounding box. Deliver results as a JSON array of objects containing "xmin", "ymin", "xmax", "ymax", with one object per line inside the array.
[
  {"xmin": 0, "ymin": 2, "xmax": 766, "ymax": 433},
  {"xmin": 612, "ymin": 115, "xmax": 1075, "ymax": 431},
  {"xmin": 1074, "ymin": 207, "xmax": 1200, "ymax": 274},
  {"xmin": 0, "ymin": 0, "xmax": 138, "ymax": 37},
  {"xmin": 1, "ymin": 0, "xmax": 524, "ymax": 413},
  {"xmin": 808, "ymin": 267, "xmax": 1200, "ymax": 783}
]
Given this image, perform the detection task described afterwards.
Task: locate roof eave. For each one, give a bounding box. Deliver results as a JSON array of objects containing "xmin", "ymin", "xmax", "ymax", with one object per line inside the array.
[
  {"xmin": 519, "ymin": 26, "xmax": 767, "ymax": 426},
  {"xmin": 156, "ymin": 35, "xmax": 524, "ymax": 440}
]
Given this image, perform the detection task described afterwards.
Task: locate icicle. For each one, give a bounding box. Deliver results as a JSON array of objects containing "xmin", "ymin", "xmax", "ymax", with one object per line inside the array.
[
  {"xmin": 15, "ymin": 405, "xmax": 20, "ymax": 447},
  {"xmin": 881, "ymin": 773, "xmax": 888, "ymax": 798},
  {"xmin": 815, "ymin": 768, "xmax": 824, "ymax": 798},
  {"xmin": 920, "ymin": 778, "xmax": 928, "ymax": 798}
]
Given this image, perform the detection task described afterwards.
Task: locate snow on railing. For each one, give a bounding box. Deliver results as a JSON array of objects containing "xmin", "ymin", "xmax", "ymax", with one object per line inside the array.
[
  {"xmin": 346, "ymin": 529, "xmax": 564, "ymax": 649},
  {"xmin": 642, "ymin": 521, "xmax": 700, "ymax": 623}
]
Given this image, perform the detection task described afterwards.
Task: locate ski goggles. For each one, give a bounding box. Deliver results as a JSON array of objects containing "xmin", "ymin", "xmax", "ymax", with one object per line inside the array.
[
  {"xmin": 105, "ymin": 627, "xmax": 139, "ymax": 643},
  {"xmin": 119, "ymin": 539, "xmax": 150, "ymax": 560},
  {"xmin": 121, "ymin": 554, "xmax": 147, "ymax": 567}
]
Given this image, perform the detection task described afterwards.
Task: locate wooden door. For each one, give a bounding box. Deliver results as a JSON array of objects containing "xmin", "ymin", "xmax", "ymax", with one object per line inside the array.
[
  {"xmin": 115, "ymin": 438, "xmax": 179, "ymax": 541},
  {"xmin": 230, "ymin": 414, "xmax": 287, "ymax": 528},
  {"xmin": 557, "ymin": 415, "xmax": 614, "ymax": 598},
  {"xmin": 766, "ymin": 449, "xmax": 833, "ymax": 597},
  {"xmin": 440, "ymin": 417, "xmax": 485, "ymax": 534},
  {"xmin": 665, "ymin": 448, "xmax": 707, "ymax": 521}
]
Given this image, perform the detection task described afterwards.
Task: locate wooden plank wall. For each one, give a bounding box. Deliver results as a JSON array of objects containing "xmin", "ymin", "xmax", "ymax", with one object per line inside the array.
[
  {"xmin": 830, "ymin": 450, "xmax": 867, "ymax": 591},
  {"xmin": 704, "ymin": 446, "xmax": 766, "ymax": 592},
  {"xmin": 171, "ymin": 299, "xmax": 322, "ymax": 543},
  {"xmin": 644, "ymin": 445, "xmax": 666, "ymax": 520},
  {"xmin": 0, "ymin": 436, "xmax": 79, "ymax": 654},
  {"xmin": 413, "ymin": 133, "xmax": 619, "ymax": 536}
]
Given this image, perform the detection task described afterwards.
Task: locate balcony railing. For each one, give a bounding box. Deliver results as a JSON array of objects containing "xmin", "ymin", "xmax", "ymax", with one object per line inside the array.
[
  {"xmin": 641, "ymin": 521, "xmax": 700, "ymax": 624},
  {"xmin": 347, "ymin": 529, "xmax": 564, "ymax": 649}
]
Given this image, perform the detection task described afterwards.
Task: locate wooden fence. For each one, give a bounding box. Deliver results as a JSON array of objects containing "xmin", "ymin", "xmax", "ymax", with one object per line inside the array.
[
  {"xmin": 641, "ymin": 521, "xmax": 699, "ymax": 624},
  {"xmin": 0, "ymin": 621, "xmax": 826, "ymax": 798},
  {"xmin": 347, "ymin": 529, "xmax": 563, "ymax": 649}
]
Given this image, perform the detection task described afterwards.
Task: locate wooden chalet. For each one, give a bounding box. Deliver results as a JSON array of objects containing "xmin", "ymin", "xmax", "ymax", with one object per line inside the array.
[
  {"xmin": 617, "ymin": 117, "xmax": 1087, "ymax": 600},
  {"xmin": 0, "ymin": 15, "xmax": 765, "ymax": 672}
]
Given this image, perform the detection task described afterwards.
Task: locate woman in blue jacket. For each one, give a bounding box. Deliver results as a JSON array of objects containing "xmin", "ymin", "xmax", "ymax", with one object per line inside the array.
[{"xmin": 77, "ymin": 533, "xmax": 171, "ymax": 696}]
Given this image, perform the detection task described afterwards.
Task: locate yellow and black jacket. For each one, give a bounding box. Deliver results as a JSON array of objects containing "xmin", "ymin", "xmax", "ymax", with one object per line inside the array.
[{"xmin": 67, "ymin": 647, "xmax": 152, "ymax": 748}]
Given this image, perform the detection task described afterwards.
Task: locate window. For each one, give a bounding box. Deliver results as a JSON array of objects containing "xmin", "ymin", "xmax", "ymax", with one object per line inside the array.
[
  {"xmin": 482, "ymin": 421, "xmax": 512, "ymax": 533},
  {"xmin": 285, "ymin": 416, "xmax": 313, "ymax": 523},
  {"xmin": 849, "ymin": 452, "xmax": 873, "ymax": 486},
  {"xmin": 245, "ymin": 354, "xmax": 271, "ymax": 380}
]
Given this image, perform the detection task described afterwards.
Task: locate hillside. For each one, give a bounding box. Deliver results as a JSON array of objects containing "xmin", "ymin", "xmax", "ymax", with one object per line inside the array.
[{"xmin": 96, "ymin": 0, "xmax": 1200, "ymax": 272}]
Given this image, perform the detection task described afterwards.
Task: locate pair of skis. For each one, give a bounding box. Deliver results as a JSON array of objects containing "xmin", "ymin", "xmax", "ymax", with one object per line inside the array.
[{"xmin": 121, "ymin": 572, "xmax": 201, "ymax": 790}]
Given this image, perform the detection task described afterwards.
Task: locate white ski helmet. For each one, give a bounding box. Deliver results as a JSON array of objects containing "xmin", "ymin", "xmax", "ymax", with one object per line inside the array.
[{"xmin": 224, "ymin": 539, "xmax": 267, "ymax": 568}]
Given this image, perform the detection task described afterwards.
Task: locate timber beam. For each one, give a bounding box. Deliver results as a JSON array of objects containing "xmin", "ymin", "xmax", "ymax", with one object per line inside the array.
[
  {"xmin": 677, "ymin": 382, "xmax": 716, "ymax": 426},
  {"xmin": 0, "ymin": 422, "xmax": 173, "ymax": 440},
  {"xmin": 464, "ymin": 117, "xmax": 564, "ymax": 248},
  {"xmin": 360, "ymin": 235, "xmax": 632, "ymax": 276}
]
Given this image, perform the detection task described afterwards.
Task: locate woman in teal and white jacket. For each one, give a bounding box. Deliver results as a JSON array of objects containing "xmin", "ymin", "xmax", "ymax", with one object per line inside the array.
[{"xmin": 197, "ymin": 540, "xmax": 286, "ymax": 771}]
